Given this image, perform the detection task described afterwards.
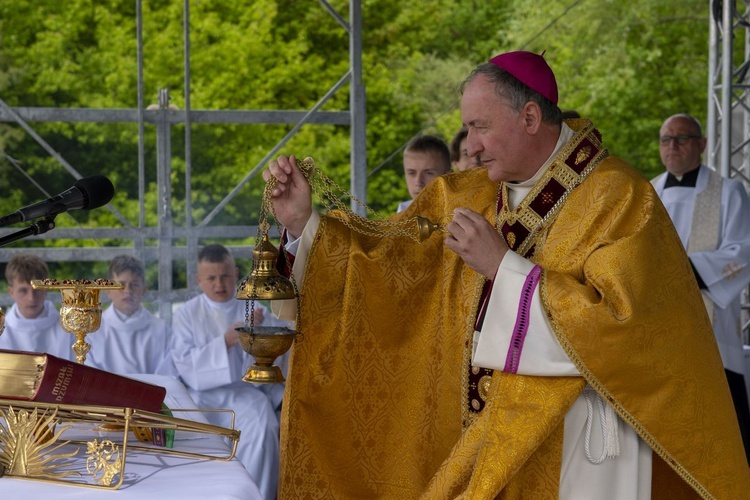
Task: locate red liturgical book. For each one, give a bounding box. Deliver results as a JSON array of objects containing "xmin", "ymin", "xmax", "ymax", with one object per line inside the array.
[{"xmin": 0, "ymin": 349, "xmax": 166, "ymax": 413}]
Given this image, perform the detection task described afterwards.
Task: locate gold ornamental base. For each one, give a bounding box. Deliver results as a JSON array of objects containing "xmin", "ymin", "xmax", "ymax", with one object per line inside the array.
[
  {"xmin": 242, "ymin": 364, "xmax": 286, "ymax": 384},
  {"xmin": 0, "ymin": 398, "xmax": 239, "ymax": 490},
  {"xmin": 237, "ymin": 326, "xmax": 297, "ymax": 384}
]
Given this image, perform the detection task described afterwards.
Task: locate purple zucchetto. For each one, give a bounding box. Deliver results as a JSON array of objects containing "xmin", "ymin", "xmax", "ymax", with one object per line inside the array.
[{"xmin": 488, "ymin": 51, "xmax": 558, "ymax": 105}]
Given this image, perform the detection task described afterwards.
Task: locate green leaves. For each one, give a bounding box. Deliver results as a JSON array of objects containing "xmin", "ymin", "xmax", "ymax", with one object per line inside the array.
[{"xmin": 0, "ymin": 0, "xmax": 711, "ymax": 230}]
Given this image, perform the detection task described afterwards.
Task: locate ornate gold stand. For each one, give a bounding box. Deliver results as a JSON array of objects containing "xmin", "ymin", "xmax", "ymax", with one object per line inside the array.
[
  {"xmin": 0, "ymin": 398, "xmax": 240, "ymax": 489},
  {"xmin": 31, "ymin": 279, "xmax": 124, "ymax": 364}
]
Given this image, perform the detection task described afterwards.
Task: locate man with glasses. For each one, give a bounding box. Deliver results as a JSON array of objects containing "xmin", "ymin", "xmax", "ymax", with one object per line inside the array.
[{"xmin": 653, "ymin": 113, "xmax": 750, "ymax": 464}]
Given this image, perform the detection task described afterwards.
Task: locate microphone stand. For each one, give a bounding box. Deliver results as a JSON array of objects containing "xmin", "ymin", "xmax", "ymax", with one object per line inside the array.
[{"xmin": 0, "ymin": 215, "xmax": 57, "ymax": 248}]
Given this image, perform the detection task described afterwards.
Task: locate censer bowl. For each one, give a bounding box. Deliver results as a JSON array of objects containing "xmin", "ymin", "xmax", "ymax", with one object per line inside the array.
[{"xmin": 237, "ymin": 326, "xmax": 297, "ymax": 384}]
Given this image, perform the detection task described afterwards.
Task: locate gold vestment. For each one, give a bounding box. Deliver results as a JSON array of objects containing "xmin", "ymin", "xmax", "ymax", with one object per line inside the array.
[{"xmin": 278, "ymin": 122, "xmax": 750, "ymax": 499}]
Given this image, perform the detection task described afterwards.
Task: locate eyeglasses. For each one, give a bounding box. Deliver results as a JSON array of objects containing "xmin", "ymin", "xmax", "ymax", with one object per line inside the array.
[{"xmin": 659, "ymin": 135, "xmax": 701, "ymax": 146}]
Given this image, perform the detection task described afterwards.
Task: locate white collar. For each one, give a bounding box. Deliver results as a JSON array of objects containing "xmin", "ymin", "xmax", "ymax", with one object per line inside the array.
[{"xmin": 507, "ymin": 122, "xmax": 575, "ymax": 193}]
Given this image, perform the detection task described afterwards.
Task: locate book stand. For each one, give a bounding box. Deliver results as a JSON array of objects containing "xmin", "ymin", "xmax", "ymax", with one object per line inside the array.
[{"xmin": 0, "ymin": 398, "xmax": 239, "ymax": 490}]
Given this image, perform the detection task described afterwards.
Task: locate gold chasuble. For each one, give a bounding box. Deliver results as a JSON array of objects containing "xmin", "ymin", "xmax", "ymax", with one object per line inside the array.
[{"xmin": 278, "ymin": 121, "xmax": 750, "ymax": 499}]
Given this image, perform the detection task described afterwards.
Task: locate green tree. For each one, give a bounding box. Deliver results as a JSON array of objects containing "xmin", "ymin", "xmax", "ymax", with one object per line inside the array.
[
  {"xmin": 0, "ymin": 0, "xmax": 716, "ymax": 256},
  {"xmin": 503, "ymin": 0, "xmax": 709, "ymax": 178}
]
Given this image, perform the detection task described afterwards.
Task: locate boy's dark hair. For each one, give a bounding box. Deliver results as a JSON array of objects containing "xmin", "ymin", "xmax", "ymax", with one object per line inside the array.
[
  {"xmin": 450, "ymin": 127, "xmax": 469, "ymax": 163},
  {"xmin": 198, "ymin": 244, "xmax": 233, "ymax": 264},
  {"xmin": 108, "ymin": 255, "xmax": 146, "ymax": 281},
  {"xmin": 404, "ymin": 135, "xmax": 451, "ymax": 172}
]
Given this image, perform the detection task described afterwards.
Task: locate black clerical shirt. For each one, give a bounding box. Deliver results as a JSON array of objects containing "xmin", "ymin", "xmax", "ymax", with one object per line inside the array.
[{"xmin": 663, "ymin": 166, "xmax": 700, "ymax": 188}]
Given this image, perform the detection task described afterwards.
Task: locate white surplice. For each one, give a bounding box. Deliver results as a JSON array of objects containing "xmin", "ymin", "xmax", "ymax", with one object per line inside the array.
[
  {"xmin": 171, "ymin": 293, "xmax": 282, "ymax": 500},
  {"xmin": 397, "ymin": 199, "xmax": 413, "ymax": 213},
  {"xmin": 87, "ymin": 305, "xmax": 178, "ymax": 377},
  {"xmin": 653, "ymin": 165, "xmax": 750, "ymax": 381},
  {"xmin": 279, "ymin": 124, "xmax": 652, "ymax": 499},
  {"xmin": 0, "ymin": 301, "xmax": 74, "ymax": 360}
]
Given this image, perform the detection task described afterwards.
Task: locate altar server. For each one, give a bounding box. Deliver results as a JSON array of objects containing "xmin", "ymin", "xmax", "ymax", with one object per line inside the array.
[
  {"xmin": 171, "ymin": 244, "xmax": 281, "ymax": 500},
  {"xmin": 88, "ymin": 255, "xmax": 177, "ymax": 377},
  {"xmin": 0, "ymin": 253, "xmax": 71, "ymax": 359}
]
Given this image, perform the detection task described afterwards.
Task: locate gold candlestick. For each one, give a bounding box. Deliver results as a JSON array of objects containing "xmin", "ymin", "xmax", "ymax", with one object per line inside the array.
[{"xmin": 31, "ymin": 279, "xmax": 124, "ymax": 364}]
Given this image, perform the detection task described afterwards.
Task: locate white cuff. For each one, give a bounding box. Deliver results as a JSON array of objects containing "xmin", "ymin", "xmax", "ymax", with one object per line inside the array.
[{"xmin": 472, "ymin": 252, "xmax": 579, "ymax": 376}]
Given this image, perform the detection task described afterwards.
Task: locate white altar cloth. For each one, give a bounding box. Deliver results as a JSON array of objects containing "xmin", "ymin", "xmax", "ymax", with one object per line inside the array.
[{"xmin": 0, "ymin": 374, "xmax": 263, "ymax": 500}]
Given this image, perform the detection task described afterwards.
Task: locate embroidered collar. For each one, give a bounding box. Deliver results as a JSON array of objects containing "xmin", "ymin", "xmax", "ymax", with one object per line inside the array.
[{"xmin": 496, "ymin": 120, "xmax": 608, "ymax": 257}]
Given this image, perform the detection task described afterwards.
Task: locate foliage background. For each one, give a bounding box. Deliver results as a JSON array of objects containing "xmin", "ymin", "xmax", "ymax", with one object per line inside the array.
[{"xmin": 0, "ymin": 0, "xmax": 712, "ymax": 289}]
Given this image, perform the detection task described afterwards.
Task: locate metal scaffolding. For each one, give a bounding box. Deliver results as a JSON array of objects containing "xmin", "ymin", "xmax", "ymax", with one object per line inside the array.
[
  {"xmin": 706, "ymin": 0, "xmax": 750, "ymax": 343},
  {"xmin": 0, "ymin": 0, "xmax": 366, "ymax": 326}
]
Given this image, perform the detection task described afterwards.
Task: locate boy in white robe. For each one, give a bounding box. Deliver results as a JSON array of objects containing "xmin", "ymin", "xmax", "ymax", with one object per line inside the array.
[
  {"xmin": 653, "ymin": 113, "xmax": 750, "ymax": 464},
  {"xmin": 171, "ymin": 244, "xmax": 280, "ymax": 500},
  {"xmin": 88, "ymin": 255, "xmax": 177, "ymax": 376},
  {"xmin": 0, "ymin": 254, "xmax": 72, "ymax": 359}
]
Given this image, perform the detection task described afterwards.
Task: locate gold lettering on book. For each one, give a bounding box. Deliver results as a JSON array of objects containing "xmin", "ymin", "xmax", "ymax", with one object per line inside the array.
[{"xmin": 51, "ymin": 365, "xmax": 74, "ymax": 402}]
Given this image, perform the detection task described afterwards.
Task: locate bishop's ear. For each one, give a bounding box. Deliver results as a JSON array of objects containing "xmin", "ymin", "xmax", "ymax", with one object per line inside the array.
[{"xmin": 521, "ymin": 101, "xmax": 543, "ymax": 135}]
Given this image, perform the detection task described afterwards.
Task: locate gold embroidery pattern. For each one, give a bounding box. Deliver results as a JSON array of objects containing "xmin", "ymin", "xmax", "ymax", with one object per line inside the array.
[
  {"xmin": 496, "ymin": 122, "xmax": 609, "ymax": 257},
  {"xmin": 519, "ymin": 208, "xmax": 541, "ymax": 229},
  {"xmin": 507, "ymin": 232, "xmax": 516, "ymax": 249},
  {"xmin": 575, "ymin": 145, "xmax": 591, "ymax": 164},
  {"xmin": 539, "ymin": 274, "xmax": 715, "ymax": 499},
  {"xmin": 542, "ymin": 192, "xmax": 555, "ymax": 205},
  {"xmin": 496, "ymin": 187, "xmax": 512, "ymax": 228},
  {"xmin": 280, "ymin": 167, "xmax": 500, "ymax": 499},
  {"xmin": 462, "ymin": 274, "xmax": 491, "ymax": 428},
  {"xmin": 723, "ymin": 262, "xmax": 742, "ymax": 280},
  {"xmin": 535, "ymin": 160, "xmax": 748, "ymax": 498},
  {"xmin": 478, "ymin": 375, "xmax": 492, "ymax": 401},
  {"xmin": 554, "ymin": 165, "xmax": 579, "ymax": 187}
]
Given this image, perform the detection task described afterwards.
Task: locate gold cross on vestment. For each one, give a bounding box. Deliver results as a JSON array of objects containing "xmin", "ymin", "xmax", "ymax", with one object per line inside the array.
[{"xmin": 722, "ymin": 262, "xmax": 743, "ymax": 280}]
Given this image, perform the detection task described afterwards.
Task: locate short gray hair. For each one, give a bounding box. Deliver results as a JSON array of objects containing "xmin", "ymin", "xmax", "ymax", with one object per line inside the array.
[{"xmin": 666, "ymin": 113, "xmax": 703, "ymax": 137}]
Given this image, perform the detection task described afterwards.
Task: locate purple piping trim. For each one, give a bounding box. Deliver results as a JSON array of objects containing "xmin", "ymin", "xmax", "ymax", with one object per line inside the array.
[{"xmin": 503, "ymin": 265, "xmax": 542, "ymax": 373}]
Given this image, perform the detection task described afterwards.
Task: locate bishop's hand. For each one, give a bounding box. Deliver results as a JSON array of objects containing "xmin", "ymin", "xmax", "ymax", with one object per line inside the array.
[
  {"xmin": 444, "ymin": 207, "xmax": 508, "ymax": 279},
  {"xmin": 262, "ymin": 154, "xmax": 313, "ymax": 240}
]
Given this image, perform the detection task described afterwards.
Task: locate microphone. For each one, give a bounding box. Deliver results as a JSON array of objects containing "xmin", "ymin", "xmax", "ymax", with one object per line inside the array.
[{"xmin": 0, "ymin": 175, "xmax": 115, "ymax": 227}]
